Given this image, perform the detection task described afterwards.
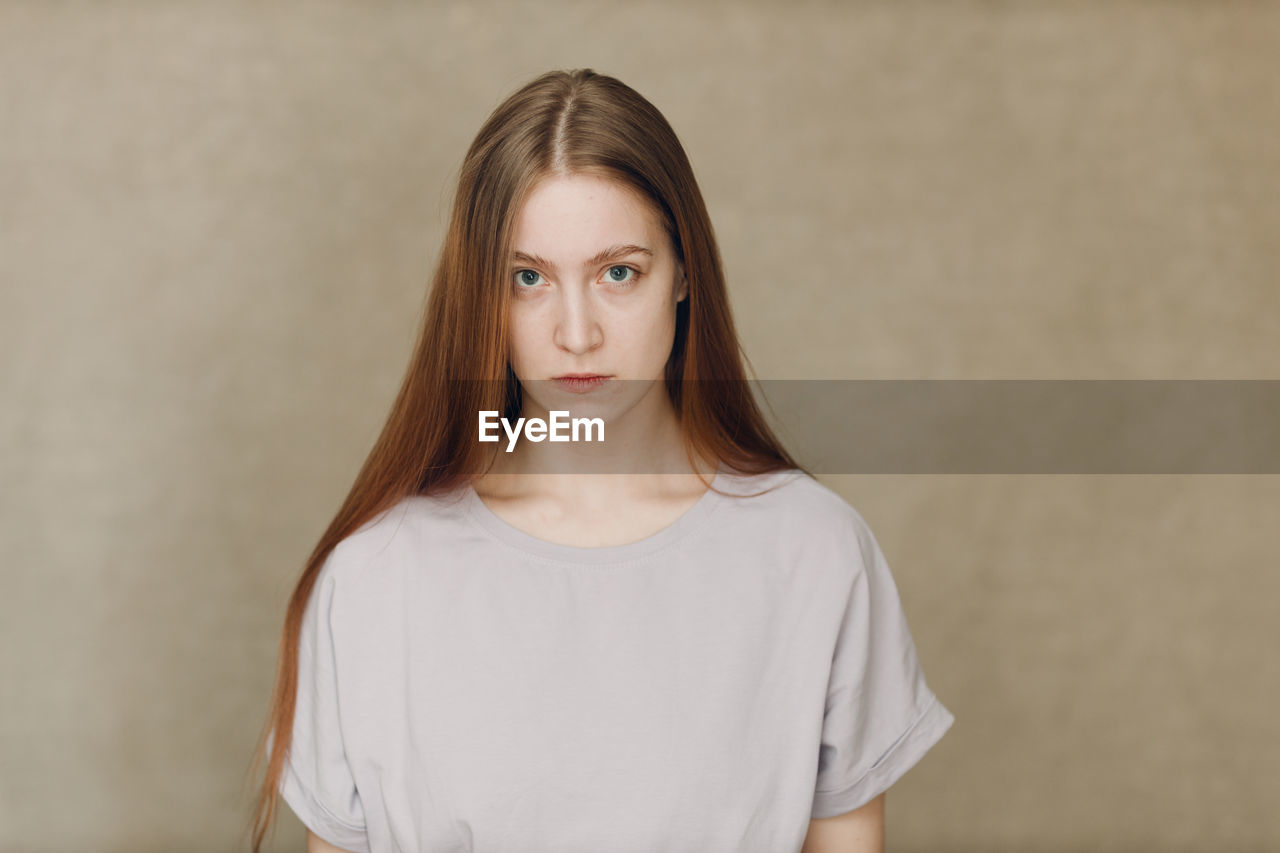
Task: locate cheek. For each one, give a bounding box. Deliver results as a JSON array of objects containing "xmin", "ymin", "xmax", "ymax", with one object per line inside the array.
[
  {"xmin": 506, "ymin": 310, "xmax": 544, "ymax": 366},
  {"xmin": 618, "ymin": 299, "xmax": 677, "ymax": 353}
]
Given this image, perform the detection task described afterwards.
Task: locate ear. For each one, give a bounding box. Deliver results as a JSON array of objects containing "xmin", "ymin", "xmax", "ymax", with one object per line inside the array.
[{"xmin": 675, "ymin": 264, "xmax": 688, "ymax": 303}]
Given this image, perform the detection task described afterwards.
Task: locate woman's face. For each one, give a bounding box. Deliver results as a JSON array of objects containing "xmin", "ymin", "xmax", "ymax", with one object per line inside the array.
[{"xmin": 506, "ymin": 172, "xmax": 686, "ymax": 417}]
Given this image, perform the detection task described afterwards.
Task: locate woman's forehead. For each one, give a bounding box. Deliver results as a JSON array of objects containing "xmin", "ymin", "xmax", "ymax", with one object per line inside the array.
[{"xmin": 512, "ymin": 174, "xmax": 664, "ymax": 258}]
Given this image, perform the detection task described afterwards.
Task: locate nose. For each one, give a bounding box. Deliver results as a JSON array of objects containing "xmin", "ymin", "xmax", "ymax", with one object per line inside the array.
[{"xmin": 553, "ymin": 284, "xmax": 603, "ymax": 355}]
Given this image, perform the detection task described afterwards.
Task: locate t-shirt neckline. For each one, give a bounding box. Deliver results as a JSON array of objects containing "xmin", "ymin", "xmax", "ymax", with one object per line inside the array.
[{"xmin": 463, "ymin": 466, "xmax": 727, "ymax": 565}]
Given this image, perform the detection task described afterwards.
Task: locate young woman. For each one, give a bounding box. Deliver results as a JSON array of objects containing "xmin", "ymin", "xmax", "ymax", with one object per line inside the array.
[{"xmin": 247, "ymin": 68, "xmax": 954, "ymax": 853}]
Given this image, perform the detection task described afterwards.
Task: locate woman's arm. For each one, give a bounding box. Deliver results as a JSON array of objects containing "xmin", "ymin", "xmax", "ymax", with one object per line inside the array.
[
  {"xmin": 306, "ymin": 829, "xmax": 361, "ymax": 853},
  {"xmin": 799, "ymin": 792, "xmax": 885, "ymax": 853}
]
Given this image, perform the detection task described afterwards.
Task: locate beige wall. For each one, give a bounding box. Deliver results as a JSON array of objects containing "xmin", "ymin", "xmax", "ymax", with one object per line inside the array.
[{"xmin": 2, "ymin": 1, "xmax": 1277, "ymax": 851}]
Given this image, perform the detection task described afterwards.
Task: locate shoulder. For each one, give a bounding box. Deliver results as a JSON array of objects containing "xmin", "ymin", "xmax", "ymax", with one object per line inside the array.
[
  {"xmin": 319, "ymin": 488, "xmax": 472, "ymax": 586},
  {"xmin": 722, "ymin": 467, "xmax": 869, "ymax": 530},
  {"xmin": 719, "ymin": 467, "xmax": 878, "ymax": 564}
]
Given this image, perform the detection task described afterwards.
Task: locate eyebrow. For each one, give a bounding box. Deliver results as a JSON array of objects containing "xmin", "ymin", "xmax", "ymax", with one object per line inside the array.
[{"xmin": 511, "ymin": 243, "xmax": 654, "ymax": 271}]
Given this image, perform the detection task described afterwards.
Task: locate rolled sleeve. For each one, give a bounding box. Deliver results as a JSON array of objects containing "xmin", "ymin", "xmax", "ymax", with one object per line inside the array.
[
  {"xmin": 271, "ymin": 550, "xmax": 372, "ymax": 852},
  {"xmin": 811, "ymin": 510, "xmax": 956, "ymax": 819}
]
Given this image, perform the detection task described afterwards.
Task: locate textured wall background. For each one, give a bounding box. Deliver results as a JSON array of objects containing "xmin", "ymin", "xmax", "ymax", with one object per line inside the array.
[{"xmin": 2, "ymin": 1, "xmax": 1277, "ymax": 851}]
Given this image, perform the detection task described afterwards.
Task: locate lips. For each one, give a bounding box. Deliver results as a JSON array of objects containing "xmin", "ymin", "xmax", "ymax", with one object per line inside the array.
[{"xmin": 552, "ymin": 374, "xmax": 611, "ymax": 393}]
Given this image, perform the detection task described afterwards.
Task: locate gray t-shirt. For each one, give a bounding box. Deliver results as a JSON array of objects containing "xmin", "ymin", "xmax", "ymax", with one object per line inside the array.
[{"xmin": 274, "ymin": 466, "xmax": 955, "ymax": 853}]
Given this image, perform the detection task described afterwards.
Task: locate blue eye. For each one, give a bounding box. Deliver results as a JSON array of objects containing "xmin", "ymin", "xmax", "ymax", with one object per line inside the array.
[
  {"xmin": 513, "ymin": 266, "xmax": 639, "ymax": 290},
  {"xmin": 515, "ymin": 269, "xmax": 544, "ymax": 288},
  {"xmin": 606, "ymin": 265, "xmax": 636, "ymax": 284}
]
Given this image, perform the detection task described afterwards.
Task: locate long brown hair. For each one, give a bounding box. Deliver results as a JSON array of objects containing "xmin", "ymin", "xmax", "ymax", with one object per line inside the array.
[{"xmin": 244, "ymin": 67, "xmax": 804, "ymax": 851}]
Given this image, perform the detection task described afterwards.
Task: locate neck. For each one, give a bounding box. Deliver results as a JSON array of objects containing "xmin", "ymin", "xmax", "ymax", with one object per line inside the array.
[{"xmin": 474, "ymin": 382, "xmax": 718, "ymax": 503}]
